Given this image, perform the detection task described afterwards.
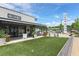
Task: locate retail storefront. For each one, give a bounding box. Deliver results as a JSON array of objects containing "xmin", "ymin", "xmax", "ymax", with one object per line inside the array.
[{"xmin": 0, "ymin": 6, "xmax": 47, "ymax": 38}]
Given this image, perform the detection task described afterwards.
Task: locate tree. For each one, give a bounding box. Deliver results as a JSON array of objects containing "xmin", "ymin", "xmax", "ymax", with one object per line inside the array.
[
  {"xmin": 59, "ymin": 24, "xmax": 63, "ymax": 32},
  {"xmin": 71, "ymin": 18, "xmax": 79, "ymax": 31},
  {"xmin": 67, "ymin": 25, "xmax": 72, "ymax": 32}
]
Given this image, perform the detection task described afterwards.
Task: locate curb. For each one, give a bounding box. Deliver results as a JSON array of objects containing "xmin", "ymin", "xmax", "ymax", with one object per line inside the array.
[
  {"xmin": 57, "ymin": 36, "xmax": 73, "ymax": 56},
  {"xmin": 0, "ymin": 36, "xmax": 43, "ymax": 47},
  {"xmin": 57, "ymin": 38, "xmax": 69, "ymax": 56},
  {"xmin": 57, "ymin": 37, "xmax": 72, "ymax": 56}
]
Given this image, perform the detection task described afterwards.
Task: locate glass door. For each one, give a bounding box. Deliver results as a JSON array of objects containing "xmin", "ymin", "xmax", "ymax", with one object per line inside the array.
[{"xmin": 9, "ymin": 26, "xmax": 18, "ymax": 37}]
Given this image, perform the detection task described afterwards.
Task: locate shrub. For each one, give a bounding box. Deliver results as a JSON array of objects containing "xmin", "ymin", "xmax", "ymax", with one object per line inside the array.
[
  {"xmin": 0, "ymin": 29, "xmax": 11, "ymax": 42},
  {"xmin": 43, "ymin": 32, "xmax": 48, "ymax": 36},
  {"xmin": 0, "ymin": 29, "xmax": 6, "ymax": 38}
]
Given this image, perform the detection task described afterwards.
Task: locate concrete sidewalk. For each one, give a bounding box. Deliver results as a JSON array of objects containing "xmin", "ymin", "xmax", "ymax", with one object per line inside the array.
[
  {"xmin": 0, "ymin": 36, "xmax": 43, "ymax": 46},
  {"xmin": 48, "ymin": 33, "xmax": 69, "ymax": 37},
  {"xmin": 58, "ymin": 37, "xmax": 79, "ymax": 56},
  {"xmin": 70, "ymin": 37, "xmax": 79, "ymax": 56}
]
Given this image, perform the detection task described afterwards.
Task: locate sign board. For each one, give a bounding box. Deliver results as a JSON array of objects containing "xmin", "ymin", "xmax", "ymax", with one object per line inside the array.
[
  {"xmin": 0, "ymin": 38, "xmax": 6, "ymax": 45},
  {"xmin": 23, "ymin": 34, "xmax": 27, "ymax": 39},
  {"xmin": 7, "ymin": 13, "xmax": 21, "ymax": 21}
]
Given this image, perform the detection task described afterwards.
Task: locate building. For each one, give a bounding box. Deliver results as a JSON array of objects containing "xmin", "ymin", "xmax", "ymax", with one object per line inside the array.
[{"xmin": 0, "ymin": 6, "xmax": 47, "ymax": 38}]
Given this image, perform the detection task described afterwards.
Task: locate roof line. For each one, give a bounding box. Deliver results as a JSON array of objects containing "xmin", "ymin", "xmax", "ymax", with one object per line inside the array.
[
  {"xmin": 0, "ymin": 6, "xmax": 36, "ymax": 19},
  {"xmin": 0, "ymin": 17, "xmax": 47, "ymax": 27}
]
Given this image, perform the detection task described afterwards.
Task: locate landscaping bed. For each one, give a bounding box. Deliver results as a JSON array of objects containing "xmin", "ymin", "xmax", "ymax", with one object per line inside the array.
[{"xmin": 0, "ymin": 37, "xmax": 67, "ymax": 56}]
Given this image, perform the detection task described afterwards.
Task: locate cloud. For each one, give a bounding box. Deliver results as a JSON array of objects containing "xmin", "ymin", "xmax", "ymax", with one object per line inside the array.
[
  {"xmin": 0, "ymin": 3, "xmax": 40, "ymax": 19},
  {"xmin": 63, "ymin": 12, "xmax": 68, "ymax": 17},
  {"xmin": 43, "ymin": 22, "xmax": 52, "ymax": 27},
  {"xmin": 10, "ymin": 3, "xmax": 32, "ymax": 12},
  {"xmin": 52, "ymin": 4, "xmax": 63, "ymax": 13},
  {"xmin": 10, "ymin": 3, "xmax": 41, "ymax": 19},
  {"xmin": 54, "ymin": 6, "xmax": 61, "ymax": 11},
  {"xmin": 67, "ymin": 19, "xmax": 75, "ymax": 25},
  {"xmin": 52, "ymin": 21, "xmax": 60, "ymax": 26},
  {"xmin": 54, "ymin": 15, "xmax": 60, "ymax": 19},
  {"xmin": 44, "ymin": 21, "xmax": 61, "ymax": 27},
  {"xmin": 0, "ymin": 3, "xmax": 33, "ymax": 13},
  {"xmin": 0, "ymin": 3, "xmax": 16, "ymax": 9}
]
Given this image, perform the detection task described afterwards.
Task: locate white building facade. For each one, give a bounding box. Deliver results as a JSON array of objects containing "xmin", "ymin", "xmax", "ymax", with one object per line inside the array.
[{"xmin": 0, "ymin": 6, "xmax": 47, "ymax": 38}]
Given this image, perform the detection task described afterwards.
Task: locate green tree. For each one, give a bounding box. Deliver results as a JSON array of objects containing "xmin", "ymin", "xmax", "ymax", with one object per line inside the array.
[
  {"xmin": 71, "ymin": 18, "xmax": 79, "ymax": 31},
  {"xmin": 59, "ymin": 24, "xmax": 63, "ymax": 32}
]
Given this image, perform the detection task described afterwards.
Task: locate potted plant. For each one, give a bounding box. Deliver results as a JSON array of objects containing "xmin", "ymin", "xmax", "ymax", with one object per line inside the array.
[
  {"xmin": 43, "ymin": 32, "xmax": 48, "ymax": 37},
  {"xmin": 32, "ymin": 30, "xmax": 35, "ymax": 38},
  {"xmin": 5, "ymin": 35, "xmax": 11, "ymax": 42},
  {"xmin": 31, "ymin": 27, "xmax": 36, "ymax": 38},
  {"xmin": 0, "ymin": 29, "xmax": 6, "ymax": 45}
]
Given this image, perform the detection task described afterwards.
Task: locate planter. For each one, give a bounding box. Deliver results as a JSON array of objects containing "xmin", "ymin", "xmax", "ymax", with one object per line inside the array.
[
  {"xmin": 6, "ymin": 35, "xmax": 11, "ymax": 42},
  {"xmin": 43, "ymin": 32, "xmax": 48, "ymax": 37},
  {"xmin": 0, "ymin": 38, "xmax": 6, "ymax": 45}
]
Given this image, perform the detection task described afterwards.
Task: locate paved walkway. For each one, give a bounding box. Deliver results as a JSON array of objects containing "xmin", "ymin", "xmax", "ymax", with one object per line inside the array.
[
  {"xmin": 0, "ymin": 36, "xmax": 43, "ymax": 46},
  {"xmin": 70, "ymin": 37, "xmax": 79, "ymax": 56},
  {"xmin": 48, "ymin": 32, "xmax": 69, "ymax": 37},
  {"xmin": 58, "ymin": 36, "xmax": 79, "ymax": 56},
  {"xmin": 59, "ymin": 33, "xmax": 69, "ymax": 37},
  {"xmin": 51, "ymin": 33, "xmax": 79, "ymax": 56}
]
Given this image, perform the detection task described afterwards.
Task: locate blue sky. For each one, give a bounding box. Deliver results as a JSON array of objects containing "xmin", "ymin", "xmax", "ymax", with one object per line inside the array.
[{"xmin": 0, "ymin": 3, "xmax": 79, "ymax": 26}]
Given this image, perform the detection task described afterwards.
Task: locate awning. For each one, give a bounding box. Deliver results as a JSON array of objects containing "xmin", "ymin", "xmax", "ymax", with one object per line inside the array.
[{"xmin": 0, "ymin": 17, "xmax": 47, "ymax": 27}]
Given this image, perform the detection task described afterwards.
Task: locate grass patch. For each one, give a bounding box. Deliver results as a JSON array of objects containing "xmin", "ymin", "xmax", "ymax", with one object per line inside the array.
[{"xmin": 0, "ymin": 37, "xmax": 67, "ymax": 56}]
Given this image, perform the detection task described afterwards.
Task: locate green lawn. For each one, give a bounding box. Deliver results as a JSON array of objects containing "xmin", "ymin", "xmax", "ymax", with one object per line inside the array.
[{"xmin": 0, "ymin": 37, "xmax": 67, "ymax": 56}]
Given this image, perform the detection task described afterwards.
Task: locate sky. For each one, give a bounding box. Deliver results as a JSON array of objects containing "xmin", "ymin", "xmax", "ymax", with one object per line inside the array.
[{"xmin": 0, "ymin": 3, "xmax": 79, "ymax": 26}]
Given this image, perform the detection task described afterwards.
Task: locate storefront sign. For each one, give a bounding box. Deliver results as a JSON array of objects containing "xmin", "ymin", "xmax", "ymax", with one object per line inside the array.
[{"xmin": 7, "ymin": 13, "xmax": 21, "ymax": 21}]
